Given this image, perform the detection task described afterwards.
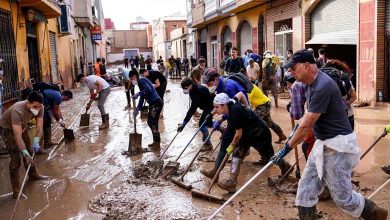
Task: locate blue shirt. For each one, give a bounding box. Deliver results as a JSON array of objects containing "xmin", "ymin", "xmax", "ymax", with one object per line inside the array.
[
  {"xmin": 42, "ymin": 89, "xmax": 62, "ymax": 107},
  {"xmin": 137, "ymin": 77, "xmax": 161, "ymax": 111},
  {"xmin": 216, "ymin": 78, "xmax": 248, "ymax": 101},
  {"xmin": 122, "ymin": 68, "xmax": 130, "ymax": 82},
  {"xmin": 307, "ymin": 71, "xmax": 352, "ymax": 140}
]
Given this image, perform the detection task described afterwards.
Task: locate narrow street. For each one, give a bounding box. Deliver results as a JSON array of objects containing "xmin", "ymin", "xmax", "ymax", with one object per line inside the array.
[{"xmin": 0, "ymin": 77, "xmax": 389, "ymax": 220}]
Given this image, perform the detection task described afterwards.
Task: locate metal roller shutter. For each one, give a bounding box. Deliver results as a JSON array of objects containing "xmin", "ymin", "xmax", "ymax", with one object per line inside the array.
[
  {"xmin": 49, "ymin": 32, "xmax": 58, "ymax": 83},
  {"xmin": 306, "ymin": 0, "xmax": 358, "ymax": 45},
  {"xmin": 239, "ymin": 22, "xmax": 252, "ymax": 55}
]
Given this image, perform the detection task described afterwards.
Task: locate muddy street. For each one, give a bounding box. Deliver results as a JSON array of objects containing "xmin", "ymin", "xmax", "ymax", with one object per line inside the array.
[{"xmin": 0, "ymin": 80, "xmax": 389, "ymax": 220}]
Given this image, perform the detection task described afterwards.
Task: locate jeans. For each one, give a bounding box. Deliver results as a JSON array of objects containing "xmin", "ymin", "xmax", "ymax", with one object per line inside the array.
[{"xmin": 98, "ymin": 88, "xmax": 110, "ymax": 115}]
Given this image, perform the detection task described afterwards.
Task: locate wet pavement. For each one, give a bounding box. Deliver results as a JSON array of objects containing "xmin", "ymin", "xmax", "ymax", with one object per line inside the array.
[{"xmin": 0, "ymin": 78, "xmax": 389, "ymax": 220}]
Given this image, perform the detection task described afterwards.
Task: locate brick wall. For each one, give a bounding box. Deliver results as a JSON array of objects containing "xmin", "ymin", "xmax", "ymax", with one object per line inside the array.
[
  {"xmin": 164, "ymin": 20, "xmax": 187, "ymax": 41},
  {"xmin": 266, "ymin": 0, "xmax": 301, "ymax": 53},
  {"xmin": 111, "ymin": 30, "xmax": 149, "ymax": 54}
]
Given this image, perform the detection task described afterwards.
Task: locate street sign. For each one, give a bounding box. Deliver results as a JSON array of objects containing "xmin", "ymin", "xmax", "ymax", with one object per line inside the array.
[{"xmin": 92, "ymin": 33, "xmax": 102, "ymax": 41}]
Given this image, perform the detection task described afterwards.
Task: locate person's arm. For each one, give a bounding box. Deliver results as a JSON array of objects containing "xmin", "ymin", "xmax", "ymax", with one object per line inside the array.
[
  {"xmin": 35, "ymin": 116, "xmax": 44, "ymax": 139},
  {"xmin": 153, "ymin": 79, "xmax": 160, "ymax": 88},
  {"xmin": 288, "ymin": 112, "xmax": 321, "ymax": 148},
  {"xmin": 234, "ymin": 92, "xmax": 249, "ymax": 108},
  {"xmin": 346, "ymin": 87, "xmax": 357, "ymax": 105},
  {"xmin": 290, "ymin": 84, "xmax": 306, "ymax": 120},
  {"xmin": 52, "ymin": 105, "xmax": 62, "ymax": 121},
  {"xmin": 184, "ymin": 96, "xmax": 199, "ymax": 123},
  {"xmin": 12, "ymin": 124, "xmax": 27, "ymax": 151},
  {"xmin": 231, "ymin": 128, "xmax": 242, "ymax": 146}
]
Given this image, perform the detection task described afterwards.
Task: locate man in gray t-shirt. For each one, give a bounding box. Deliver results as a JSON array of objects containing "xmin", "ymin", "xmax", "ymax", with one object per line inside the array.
[
  {"xmin": 307, "ymin": 70, "xmax": 352, "ymax": 140},
  {"xmin": 272, "ymin": 50, "xmax": 388, "ymax": 220}
]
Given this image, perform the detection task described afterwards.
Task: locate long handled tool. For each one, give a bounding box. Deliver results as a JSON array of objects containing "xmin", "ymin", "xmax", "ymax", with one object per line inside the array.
[
  {"xmin": 10, "ymin": 153, "xmax": 35, "ymax": 220},
  {"xmin": 294, "ymin": 147, "xmax": 301, "ymax": 179},
  {"xmin": 154, "ymin": 132, "xmax": 180, "ymax": 177},
  {"xmin": 171, "ymin": 128, "xmax": 217, "ymax": 190},
  {"xmin": 197, "ymin": 139, "xmax": 221, "ymax": 162},
  {"xmin": 161, "ymin": 114, "xmax": 212, "ymax": 178},
  {"xmin": 191, "ymin": 153, "xmax": 230, "ymax": 204},
  {"xmin": 360, "ymin": 129, "xmax": 388, "ymax": 160},
  {"xmin": 208, "ymin": 160, "xmax": 274, "ymax": 219},
  {"xmin": 277, "ymin": 153, "xmax": 304, "ymax": 185},
  {"xmin": 368, "ymin": 178, "xmax": 390, "ymax": 199},
  {"xmin": 128, "ymin": 98, "xmax": 142, "ymax": 155}
]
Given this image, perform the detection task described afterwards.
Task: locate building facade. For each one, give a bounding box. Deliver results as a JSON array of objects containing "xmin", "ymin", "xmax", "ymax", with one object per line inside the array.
[
  {"xmin": 188, "ymin": 0, "xmax": 390, "ymax": 104},
  {"xmin": 152, "ymin": 17, "xmax": 187, "ymax": 61}
]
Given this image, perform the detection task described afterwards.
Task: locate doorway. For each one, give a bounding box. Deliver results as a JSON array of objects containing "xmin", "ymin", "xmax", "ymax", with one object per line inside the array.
[{"xmin": 26, "ymin": 21, "xmax": 40, "ymax": 82}]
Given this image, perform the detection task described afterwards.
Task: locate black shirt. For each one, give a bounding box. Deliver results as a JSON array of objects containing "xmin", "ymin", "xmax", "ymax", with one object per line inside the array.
[
  {"xmin": 227, "ymin": 102, "xmax": 262, "ymax": 133},
  {"xmin": 147, "ymin": 70, "xmax": 167, "ymax": 86},
  {"xmin": 184, "ymin": 84, "xmax": 214, "ymax": 123},
  {"xmin": 225, "ymin": 57, "xmax": 244, "ymax": 73}
]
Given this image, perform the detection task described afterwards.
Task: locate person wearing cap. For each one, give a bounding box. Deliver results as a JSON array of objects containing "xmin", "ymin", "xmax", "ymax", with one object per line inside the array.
[
  {"xmin": 190, "ymin": 57, "xmax": 206, "ymax": 84},
  {"xmin": 205, "ymin": 93, "xmax": 291, "ymax": 193},
  {"xmin": 177, "ymin": 78, "xmax": 214, "ymax": 151},
  {"xmin": 273, "ymin": 49, "xmax": 387, "ymax": 219},
  {"xmin": 224, "ymin": 47, "xmax": 245, "ymax": 75},
  {"xmin": 246, "ymin": 58, "xmax": 260, "ymax": 85},
  {"xmin": 130, "ymin": 69, "xmax": 163, "ymax": 149},
  {"xmin": 261, "ymin": 50, "xmax": 279, "ymax": 107},
  {"xmin": 203, "ymin": 68, "xmax": 249, "ymax": 107},
  {"xmin": 77, "ymin": 73, "xmax": 111, "ymax": 129}
]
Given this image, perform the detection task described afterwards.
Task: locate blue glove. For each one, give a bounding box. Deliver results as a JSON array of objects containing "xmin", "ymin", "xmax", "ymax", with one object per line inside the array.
[
  {"xmin": 272, "ymin": 143, "xmax": 293, "ymax": 164},
  {"xmin": 213, "ymin": 120, "xmax": 221, "ymax": 130},
  {"xmin": 132, "ymin": 92, "xmax": 140, "ymax": 99},
  {"xmin": 32, "ymin": 136, "xmax": 40, "ymax": 153},
  {"xmin": 177, "ymin": 121, "xmax": 188, "ymax": 132}
]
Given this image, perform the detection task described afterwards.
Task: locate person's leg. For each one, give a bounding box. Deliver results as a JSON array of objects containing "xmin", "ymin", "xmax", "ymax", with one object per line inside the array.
[
  {"xmin": 270, "ymin": 81, "xmax": 278, "ymax": 107},
  {"xmin": 124, "ymin": 81, "xmax": 130, "ymax": 107},
  {"xmin": 3, "ymin": 128, "xmax": 22, "ymax": 198},
  {"xmin": 147, "ymin": 101, "xmax": 163, "ymax": 148},
  {"xmin": 295, "ymin": 152, "xmax": 325, "ymax": 219},
  {"xmin": 98, "ymin": 88, "xmax": 111, "ymax": 129},
  {"xmin": 262, "ymin": 81, "xmax": 269, "ymax": 97},
  {"xmin": 255, "ymin": 102, "xmax": 286, "ymax": 143},
  {"xmin": 199, "ymin": 109, "xmax": 213, "ymax": 151},
  {"xmin": 42, "ymin": 108, "xmax": 55, "ymax": 150},
  {"xmin": 348, "ymin": 115, "xmax": 355, "ymax": 131}
]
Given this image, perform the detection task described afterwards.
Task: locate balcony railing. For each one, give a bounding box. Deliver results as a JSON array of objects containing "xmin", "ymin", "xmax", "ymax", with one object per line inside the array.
[{"xmin": 20, "ymin": 0, "xmax": 61, "ymax": 18}]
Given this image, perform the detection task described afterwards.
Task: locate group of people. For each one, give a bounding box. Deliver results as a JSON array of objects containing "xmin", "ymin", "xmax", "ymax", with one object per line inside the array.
[
  {"xmin": 124, "ymin": 54, "xmax": 153, "ymax": 71},
  {"xmin": 156, "ymin": 55, "xmax": 198, "ymax": 79},
  {"xmin": 0, "ymin": 46, "xmax": 389, "ymax": 220}
]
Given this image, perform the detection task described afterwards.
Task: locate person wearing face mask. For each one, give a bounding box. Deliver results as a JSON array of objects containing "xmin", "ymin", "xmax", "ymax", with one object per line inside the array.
[
  {"xmin": 0, "ymin": 91, "xmax": 48, "ymax": 198},
  {"xmin": 177, "ymin": 78, "xmax": 214, "ymax": 151},
  {"xmin": 202, "ymin": 68, "xmax": 249, "ymax": 107},
  {"xmin": 77, "ymin": 73, "xmax": 111, "ymax": 130},
  {"xmin": 130, "ymin": 69, "xmax": 163, "ymax": 149}
]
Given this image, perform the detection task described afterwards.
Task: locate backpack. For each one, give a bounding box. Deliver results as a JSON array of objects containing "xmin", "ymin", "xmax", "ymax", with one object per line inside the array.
[
  {"xmin": 320, "ymin": 67, "xmax": 351, "ymax": 97},
  {"xmin": 222, "ymin": 73, "xmax": 254, "ymax": 93}
]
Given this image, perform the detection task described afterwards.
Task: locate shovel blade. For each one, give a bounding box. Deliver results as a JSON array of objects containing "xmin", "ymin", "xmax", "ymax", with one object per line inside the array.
[
  {"xmin": 128, "ymin": 133, "xmax": 142, "ymax": 155},
  {"xmin": 171, "ymin": 178, "xmax": 193, "ymax": 190},
  {"xmin": 79, "ymin": 114, "xmax": 90, "ymax": 127},
  {"xmin": 191, "ymin": 189, "xmax": 226, "ymax": 204},
  {"xmin": 63, "ymin": 129, "xmax": 75, "ymax": 141}
]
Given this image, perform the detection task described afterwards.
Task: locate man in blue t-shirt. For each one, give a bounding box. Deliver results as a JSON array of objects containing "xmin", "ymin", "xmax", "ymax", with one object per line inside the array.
[
  {"xmin": 273, "ymin": 50, "xmax": 387, "ymax": 220},
  {"xmin": 40, "ymin": 87, "xmax": 73, "ymax": 151}
]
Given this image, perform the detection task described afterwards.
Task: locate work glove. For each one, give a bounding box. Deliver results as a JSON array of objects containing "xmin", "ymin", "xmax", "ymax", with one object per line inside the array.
[
  {"xmin": 386, "ymin": 125, "xmax": 390, "ymax": 134},
  {"xmin": 90, "ymin": 93, "xmax": 97, "ymax": 100},
  {"xmin": 226, "ymin": 144, "xmax": 235, "ymax": 154},
  {"xmin": 272, "ymin": 143, "xmax": 293, "ymax": 164},
  {"xmin": 32, "ymin": 136, "xmax": 41, "ymax": 153},
  {"xmin": 177, "ymin": 121, "xmax": 187, "ymax": 133},
  {"xmin": 22, "ymin": 149, "xmax": 34, "ymax": 165},
  {"xmin": 57, "ymin": 119, "xmax": 65, "ymax": 128},
  {"xmin": 132, "ymin": 92, "xmax": 140, "ymax": 99},
  {"xmin": 213, "ymin": 120, "xmax": 222, "ymax": 130},
  {"xmin": 86, "ymin": 102, "xmax": 91, "ymax": 111}
]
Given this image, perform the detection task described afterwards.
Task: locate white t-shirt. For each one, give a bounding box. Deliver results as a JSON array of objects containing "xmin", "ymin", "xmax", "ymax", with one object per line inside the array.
[
  {"xmin": 246, "ymin": 62, "xmax": 260, "ymax": 80},
  {"xmin": 86, "ymin": 75, "xmax": 110, "ymax": 90}
]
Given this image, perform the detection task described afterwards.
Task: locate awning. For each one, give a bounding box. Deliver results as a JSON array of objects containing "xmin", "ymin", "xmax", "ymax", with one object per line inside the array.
[{"xmin": 306, "ymin": 30, "xmax": 357, "ymax": 45}]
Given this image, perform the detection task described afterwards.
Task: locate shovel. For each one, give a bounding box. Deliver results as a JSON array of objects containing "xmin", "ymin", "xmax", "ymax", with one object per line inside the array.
[
  {"xmin": 171, "ymin": 128, "xmax": 217, "ymax": 190},
  {"xmin": 191, "ymin": 153, "xmax": 229, "ymax": 204},
  {"xmin": 360, "ymin": 129, "xmax": 388, "ymax": 160},
  {"xmin": 161, "ymin": 114, "xmax": 212, "ymax": 178},
  {"xmin": 128, "ymin": 98, "xmax": 142, "ymax": 155},
  {"xmin": 63, "ymin": 128, "xmax": 75, "ymax": 141},
  {"xmin": 79, "ymin": 99, "xmax": 93, "ymax": 127}
]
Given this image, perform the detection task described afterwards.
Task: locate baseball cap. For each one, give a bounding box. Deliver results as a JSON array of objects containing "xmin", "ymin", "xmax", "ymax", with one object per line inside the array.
[
  {"xmin": 283, "ymin": 49, "xmax": 316, "ymax": 69},
  {"xmin": 202, "ymin": 67, "xmax": 219, "ymax": 84}
]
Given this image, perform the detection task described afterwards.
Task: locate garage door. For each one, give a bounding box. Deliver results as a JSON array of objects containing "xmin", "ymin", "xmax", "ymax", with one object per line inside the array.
[
  {"xmin": 306, "ymin": 0, "xmax": 358, "ymax": 45},
  {"xmin": 49, "ymin": 32, "xmax": 58, "ymax": 83},
  {"xmin": 239, "ymin": 21, "xmax": 252, "ymax": 55}
]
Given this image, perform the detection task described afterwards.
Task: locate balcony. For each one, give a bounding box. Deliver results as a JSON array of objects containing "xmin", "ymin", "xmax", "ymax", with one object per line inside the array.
[
  {"xmin": 187, "ymin": 11, "xmax": 192, "ymax": 26},
  {"xmin": 191, "ymin": 1, "xmax": 205, "ymax": 28},
  {"xmin": 73, "ymin": 0, "xmax": 93, "ymax": 27},
  {"xmin": 231, "ymin": 0, "xmax": 268, "ymax": 14},
  {"xmin": 20, "ymin": 0, "xmax": 61, "ymax": 18}
]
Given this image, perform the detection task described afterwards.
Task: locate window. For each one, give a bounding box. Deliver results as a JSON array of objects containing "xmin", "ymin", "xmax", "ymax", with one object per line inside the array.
[
  {"xmin": 211, "ymin": 39, "xmax": 217, "ymax": 67},
  {"xmin": 274, "ymin": 19, "xmax": 293, "ymax": 64}
]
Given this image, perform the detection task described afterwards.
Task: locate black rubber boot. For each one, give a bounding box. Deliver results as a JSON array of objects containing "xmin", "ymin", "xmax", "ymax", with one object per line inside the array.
[
  {"xmin": 361, "ymin": 198, "xmax": 388, "ymax": 220},
  {"xmin": 277, "ymin": 159, "xmax": 293, "ymax": 177},
  {"xmin": 298, "ymin": 206, "xmax": 317, "ymax": 220}
]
